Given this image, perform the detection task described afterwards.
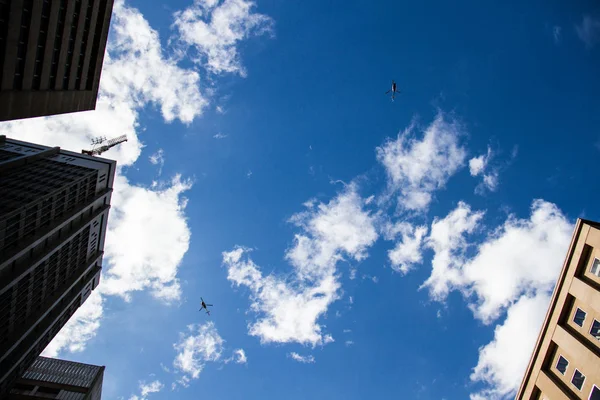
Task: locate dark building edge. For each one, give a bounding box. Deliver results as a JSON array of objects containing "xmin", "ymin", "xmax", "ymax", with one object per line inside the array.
[
  {"xmin": 0, "ymin": 0, "xmax": 115, "ymax": 121},
  {"xmin": 0, "ymin": 137, "xmax": 116, "ymax": 396}
]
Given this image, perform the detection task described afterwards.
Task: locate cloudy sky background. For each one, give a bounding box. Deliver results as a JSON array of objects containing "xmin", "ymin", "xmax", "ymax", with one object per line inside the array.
[{"xmin": 2, "ymin": 0, "xmax": 600, "ymax": 399}]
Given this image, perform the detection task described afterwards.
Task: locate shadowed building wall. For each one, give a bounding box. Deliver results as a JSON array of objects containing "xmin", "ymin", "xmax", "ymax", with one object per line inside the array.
[
  {"xmin": 0, "ymin": 0, "xmax": 114, "ymax": 121},
  {"xmin": 0, "ymin": 135, "xmax": 115, "ymax": 397},
  {"xmin": 9, "ymin": 356, "xmax": 104, "ymax": 399}
]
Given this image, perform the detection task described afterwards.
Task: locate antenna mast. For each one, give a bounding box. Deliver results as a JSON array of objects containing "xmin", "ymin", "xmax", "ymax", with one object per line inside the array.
[{"xmin": 82, "ymin": 135, "xmax": 127, "ymax": 156}]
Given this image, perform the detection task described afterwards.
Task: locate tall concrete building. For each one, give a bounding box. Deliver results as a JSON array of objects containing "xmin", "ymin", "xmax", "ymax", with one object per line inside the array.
[
  {"xmin": 0, "ymin": 0, "xmax": 115, "ymax": 121},
  {"xmin": 9, "ymin": 356, "xmax": 104, "ymax": 399},
  {"xmin": 0, "ymin": 135, "xmax": 115, "ymax": 396},
  {"xmin": 517, "ymin": 219, "xmax": 600, "ymax": 400}
]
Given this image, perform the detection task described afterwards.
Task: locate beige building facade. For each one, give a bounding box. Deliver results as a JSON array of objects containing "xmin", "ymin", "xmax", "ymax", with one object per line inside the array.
[{"xmin": 517, "ymin": 219, "xmax": 600, "ymax": 400}]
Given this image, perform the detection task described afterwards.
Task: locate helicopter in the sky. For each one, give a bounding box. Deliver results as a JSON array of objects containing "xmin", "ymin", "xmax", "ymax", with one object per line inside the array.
[
  {"xmin": 199, "ymin": 297, "xmax": 213, "ymax": 316},
  {"xmin": 385, "ymin": 80, "xmax": 401, "ymax": 101}
]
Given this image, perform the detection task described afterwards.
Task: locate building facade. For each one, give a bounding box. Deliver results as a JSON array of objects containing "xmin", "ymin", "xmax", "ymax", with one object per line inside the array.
[
  {"xmin": 0, "ymin": 135, "xmax": 115, "ymax": 397},
  {"xmin": 9, "ymin": 356, "xmax": 104, "ymax": 399},
  {"xmin": 517, "ymin": 219, "xmax": 600, "ymax": 400},
  {"xmin": 0, "ymin": 0, "xmax": 115, "ymax": 121}
]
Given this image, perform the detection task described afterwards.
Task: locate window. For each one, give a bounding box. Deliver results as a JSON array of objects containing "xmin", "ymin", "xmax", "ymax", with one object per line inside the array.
[
  {"xmin": 572, "ymin": 369, "xmax": 585, "ymax": 391},
  {"xmin": 556, "ymin": 356, "xmax": 568, "ymax": 375},
  {"xmin": 592, "ymin": 258, "xmax": 600, "ymax": 277},
  {"xmin": 591, "ymin": 320, "xmax": 600, "ymax": 340},
  {"xmin": 574, "ymin": 308, "xmax": 587, "ymax": 327},
  {"xmin": 590, "ymin": 386, "xmax": 600, "ymax": 400}
]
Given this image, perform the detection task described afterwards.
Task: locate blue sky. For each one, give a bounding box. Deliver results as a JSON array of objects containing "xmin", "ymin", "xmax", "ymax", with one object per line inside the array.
[{"xmin": 3, "ymin": 0, "xmax": 600, "ymax": 399}]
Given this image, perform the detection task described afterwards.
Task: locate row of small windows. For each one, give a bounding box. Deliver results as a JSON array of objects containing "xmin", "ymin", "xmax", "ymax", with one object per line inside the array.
[
  {"xmin": 573, "ymin": 308, "xmax": 600, "ymax": 340},
  {"xmin": 555, "ymin": 356, "xmax": 589, "ymax": 392}
]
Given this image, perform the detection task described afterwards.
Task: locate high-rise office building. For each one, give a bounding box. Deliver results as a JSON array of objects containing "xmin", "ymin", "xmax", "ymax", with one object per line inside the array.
[
  {"xmin": 517, "ymin": 219, "xmax": 600, "ymax": 400},
  {"xmin": 0, "ymin": 135, "xmax": 116, "ymax": 396},
  {"xmin": 8, "ymin": 356, "xmax": 104, "ymax": 399},
  {"xmin": 0, "ymin": 0, "xmax": 115, "ymax": 121}
]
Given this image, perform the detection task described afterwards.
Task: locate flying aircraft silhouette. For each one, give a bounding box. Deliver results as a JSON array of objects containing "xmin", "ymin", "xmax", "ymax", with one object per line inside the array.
[
  {"xmin": 385, "ymin": 80, "xmax": 401, "ymax": 101},
  {"xmin": 199, "ymin": 297, "xmax": 213, "ymax": 316}
]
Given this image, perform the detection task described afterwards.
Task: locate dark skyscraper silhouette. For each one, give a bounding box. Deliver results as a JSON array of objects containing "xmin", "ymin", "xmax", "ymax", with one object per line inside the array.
[
  {"xmin": 0, "ymin": 0, "xmax": 115, "ymax": 121},
  {"xmin": 0, "ymin": 135, "xmax": 116, "ymax": 396},
  {"xmin": 8, "ymin": 356, "xmax": 105, "ymax": 399}
]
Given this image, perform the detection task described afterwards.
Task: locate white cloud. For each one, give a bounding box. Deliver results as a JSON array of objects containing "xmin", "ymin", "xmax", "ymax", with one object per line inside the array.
[
  {"xmin": 173, "ymin": 322, "xmax": 224, "ymax": 384},
  {"xmin": 172, "ymin": 0, "xmax": 274, "ymax": 76},
  {"xmin": 289, "ymin": 352, "xmax": 315, "ymax": 363},
  {"xmin": 576, "ymin": 15, "xmax": 600, "ymax": 49},
  {"xmin": 234, "ymin": 349, "xmax": 247, "ymax": 364},
  {"xmin": 418, "ymin": 200, "xmax": 572, "ymax": 398},
  {"xmin": 385, "ymin": 222, "xmax": 428, "ymax": 274},
  {"xmin": 376, "ymin": 113, "xmax": 467, "ymax": 211},
  {"xmin": 42, "ymin": 291, "xmax": 104, "ymax": 357},
  {"xmin": 213, "ymin": 132, "xmax": 228, "ymax": 139},
  {"xmin": 424, "ymin": 200, "xmax": 572, "ymax": 323},
  {"xmin": 101, "ymin": 174, "xmax": 192, "ymax": 303},
  {"xmin": 149, "ymin": 149, "xmax": 165, "ymax": 175},
  {"xmin": 469, "ymin": 152, "xmax": 487, "ymax": 177},
  {"xmin": 129, "ymin": 379, "xmax": 164, "ymax": 400},
  {"xmin": 480, "ymin": 172, "xmax": 499, "ymax": 193},
  {"xmin": 345, "ymin": 340, "xmax": 354, "ymax": 346},
  {"xmin": 286, "ymin": 184, "xmax": 378, "ymax": 280},
  {"xmin": 172, "ymin": 323, "xmax": 245, "ymax": 386},
  {"xmin": 469, "ymin": 146, "xmax": 499, "ymax": 193},
  {"xmin": 223, "ymin": 184, "xmax": 378, "ymax": 346},
  {"xmin": 141, "ymin": 380, "xmax": 164, "ymax": 397},
  {"xmin": 470, "ymin": 294, "xmax": 550, "ymax": 400},
  {"xmin": 224, "ymin": 248, "xmax": 341, "ymax": 346},
  {"xmin": 465, "ymin": 200, "xmax": 572, "ymax": 322},
  {"xmin": 421, "ymin": 202, "xmax": 485, "ymax": 301}
]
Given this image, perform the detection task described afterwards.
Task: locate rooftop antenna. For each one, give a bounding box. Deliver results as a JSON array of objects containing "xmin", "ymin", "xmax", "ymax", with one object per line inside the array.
[{"xmin": 82, "ymin": 135, "xmax": 127, "ymax": 156}]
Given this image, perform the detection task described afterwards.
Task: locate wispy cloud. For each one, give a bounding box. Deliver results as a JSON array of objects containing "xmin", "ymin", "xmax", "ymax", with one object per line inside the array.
[
  {"xmin": 552, "ymin": 25, "xmax": 562, "ymax": 44},
  {"xmin": 213, "ymin": 132, "xmax": 228, "ymax": 139},
  {"xmin": 149, "ymin": 148, "xmax": 165, "ymax": 175},
  {"xmin": 223, "ymin": 184, "xmax": 377, "ymax": 346},
  {"xmin": 171, "ymin": 0, "xmax": 274, "ymax": 76},
  {"xmin": 383, "ymin": 221, "xmax": 428, "ymax": 274},
  {"xmin": 289, "ymin": 352, "xmax": 315, "ymax": 363},
  {"xmin": 234, "ymin": 349, "xmax": 248, "ymax": 364},
  {"xmin": 468, "ymin": 146, "xmax": 500, "ymax": 194},
  {"xmin": 576, "ymin": 15, "xmax": 600, "ymax": 49},
  {"xmin": 129, "ymin": 379, "xmax": 164, "ymax": 400},
  {"xmin": 173, "ymin": 322, "xmax": 225, "ymax": 386},
  {"xmin": 376, "ymin": 112, "xmax": 467, "ymax": 211},
  {"xmin": 172, "ymin": 322, "xmax": 245, "ymax": 387}
]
